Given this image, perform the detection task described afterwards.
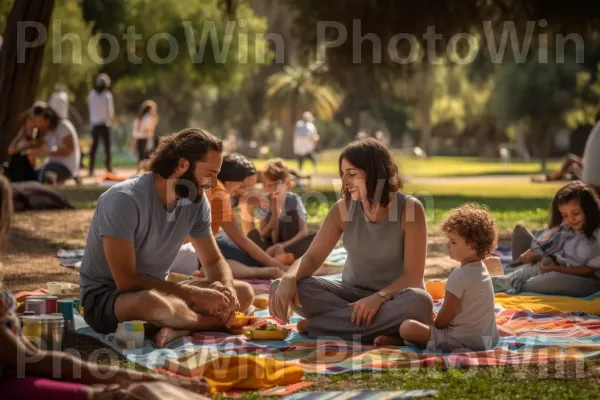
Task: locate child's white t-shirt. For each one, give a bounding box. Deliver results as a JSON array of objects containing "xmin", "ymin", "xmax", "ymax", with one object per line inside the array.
[{"xmin": 444, "ymin": 260, "xmax": 499, "ymax": 350}]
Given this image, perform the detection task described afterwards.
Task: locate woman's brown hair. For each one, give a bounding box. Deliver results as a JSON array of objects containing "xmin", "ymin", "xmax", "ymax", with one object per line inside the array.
[{"xmin": 339, "ymin": 138, "xmax": 403, "ymax": 207}]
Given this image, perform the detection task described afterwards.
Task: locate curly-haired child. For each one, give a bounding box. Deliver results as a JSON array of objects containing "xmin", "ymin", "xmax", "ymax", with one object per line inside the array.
[{"xmin": 384, "ymin": 203, "xmax": 500, "ymax": 352}]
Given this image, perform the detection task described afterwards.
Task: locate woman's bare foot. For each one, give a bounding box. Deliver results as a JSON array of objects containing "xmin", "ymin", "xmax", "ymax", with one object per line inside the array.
[
  {"xmin": 296, "ymin": 318, "xmax": 310, "ymax": 333},
  {"xmin": 374, "ymin": 335, "xmax": 404, "ymax": 348},
  {"xmin": 155, "ymin": 327, "xmax": 191, "ymax": 348}
]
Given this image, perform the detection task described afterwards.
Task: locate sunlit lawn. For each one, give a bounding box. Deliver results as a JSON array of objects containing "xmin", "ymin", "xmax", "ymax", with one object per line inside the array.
[
  {"xmin": 253, "ymin": 149, "xmax": 560, "ymax": 178},
  {"xmin": 301, "ymin": 181, "xmax": 562, "ymax": 231}
]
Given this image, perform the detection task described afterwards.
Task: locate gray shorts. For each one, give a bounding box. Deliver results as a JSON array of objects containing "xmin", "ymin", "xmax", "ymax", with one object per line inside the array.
[
  {"xmin": 426, "ymin": 327, "xmax": 470, "ymax": 353},
  {"xmin": 81, "ymin": 285, "xmax": 122, "ymax": 334}
]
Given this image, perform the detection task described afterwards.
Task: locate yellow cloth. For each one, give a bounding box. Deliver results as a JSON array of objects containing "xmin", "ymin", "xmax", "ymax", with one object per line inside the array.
[
  {"xmin": 201, "ymin": 355, "xmax": 304, "ymax": 392},
  {"xmin": 495, "ymin": 293, "xmax": 600, "ymax": 314}
]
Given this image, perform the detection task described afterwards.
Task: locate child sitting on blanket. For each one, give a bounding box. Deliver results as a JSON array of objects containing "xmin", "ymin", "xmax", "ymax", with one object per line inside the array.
[
  {"xmin": 377, "ymin": 203, "xmax": 500, "ymax": 352},
  {"xmin": 493, "ymin": 181, "xmax": 600, "ymax": 295},
  {"xmin": 0, "ymin": 176, "xmax": 210, "ymax": 399},
  {"xmin": 246, "ymin": 158, "xmax": 315, "ymax": 260}
]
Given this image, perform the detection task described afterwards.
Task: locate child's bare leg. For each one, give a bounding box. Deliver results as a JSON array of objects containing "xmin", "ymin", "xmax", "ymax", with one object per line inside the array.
[{"xmin": 399, "ymin": 319, "xmax": 432, "ymax": 347}]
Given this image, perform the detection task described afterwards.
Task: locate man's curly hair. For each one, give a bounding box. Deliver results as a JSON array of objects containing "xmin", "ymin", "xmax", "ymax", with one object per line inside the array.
[{"xmin": 441, "ymin": 203, "xmax": 499, "ymax": 258}]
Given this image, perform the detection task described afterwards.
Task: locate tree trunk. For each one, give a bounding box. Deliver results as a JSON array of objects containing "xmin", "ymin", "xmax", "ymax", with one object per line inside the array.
[
  {"xmin": 0, "ymin": 0, "xmax": 55, "ymax": 164},
  {"xmin": 279, "ymin": 91, "xmax": 297, "ymax": 158},
  {"xmin": 416, "ymin": 63, "xmax": 433, "ymax": 155},
  {"xmin": 539, "ymin": 119, "xmax": 553, "ymax": 172}
]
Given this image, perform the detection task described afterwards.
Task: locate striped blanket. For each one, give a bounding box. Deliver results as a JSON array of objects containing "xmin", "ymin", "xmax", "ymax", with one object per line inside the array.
[{"xmin": 76, "ymin": 308, "xmax": 600, "ymax": 375}]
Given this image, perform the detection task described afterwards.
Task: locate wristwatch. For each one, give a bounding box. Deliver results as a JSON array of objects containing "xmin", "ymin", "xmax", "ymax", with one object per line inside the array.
[{"xmin": 378, "ymin": 291, "xmax": 388, "ymax": 302}]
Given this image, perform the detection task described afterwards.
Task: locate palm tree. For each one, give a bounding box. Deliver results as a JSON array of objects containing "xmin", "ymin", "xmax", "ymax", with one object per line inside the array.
[{"xmin": 265, "ymin": 65, "xmax": 342, "ymax": 157}]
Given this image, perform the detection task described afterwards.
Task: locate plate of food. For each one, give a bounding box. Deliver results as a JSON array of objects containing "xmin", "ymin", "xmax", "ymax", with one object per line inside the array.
[
  {"xmin": 243, "ymin": 321, "xmax": 290, "ymax": 341},
  {"xmin": 229, "ymin": 312, "xmax": 261, "ymax": 334}
]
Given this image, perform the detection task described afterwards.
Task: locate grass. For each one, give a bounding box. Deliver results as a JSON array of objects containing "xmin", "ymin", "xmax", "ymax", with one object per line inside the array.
[
  {"xmin": 253, "ymin": 150, "xmax": 561, "ymax": 178},
  {"xmin": 57, "ymin": 180, "xmax": 560, "ymax": 231},
  {"xmin": 103, "ymin": 148, "xmax": 560, "ymax": 178},
  {"xmin": 212, "ymin": 362, "xmax": 600, "ymax": 400},
  {"xmin": 300, "ymin": 181, "xmax": 561, "ymax": 231}
]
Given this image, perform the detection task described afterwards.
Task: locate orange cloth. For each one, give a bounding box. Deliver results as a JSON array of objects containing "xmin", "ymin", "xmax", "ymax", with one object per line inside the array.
[
  {"xmin": 201, "ymin": 355, "xmax": 304, "ymax": 393},
  {"xmin": 205, "ymin": 180, "xmax": 234, "ymax": 235}
]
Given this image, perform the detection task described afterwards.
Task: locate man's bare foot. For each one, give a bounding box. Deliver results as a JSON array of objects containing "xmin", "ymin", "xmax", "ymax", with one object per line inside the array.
[
  {"xmin": 297, "ymin": 318, "xmax": 310, "ymax": 333},
  {"xmin": 155, "ymin": 327, "xmax": 191, "ymax": 348},
  {"xmin": 374, "ymin": 335, "xmax": 404, "ymax": 348}
]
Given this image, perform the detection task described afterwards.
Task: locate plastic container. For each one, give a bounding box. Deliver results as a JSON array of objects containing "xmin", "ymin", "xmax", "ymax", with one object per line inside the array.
[{"xmin": 25, "ymin": 298, "xmax": 46, "ymax": 315}]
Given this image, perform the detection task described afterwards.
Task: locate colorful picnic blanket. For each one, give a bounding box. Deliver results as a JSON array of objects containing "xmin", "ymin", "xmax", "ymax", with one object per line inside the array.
[
  {"xmin": 284, "ymin": 390, "xmax": 439, "ymax": 399},
  {"xmin": 495, "ymin": 292, "xmax": 600, "ymax": 314},
  {"xmin": 75, "ymin": 306, "xmax": 600, "ymax": 375}
]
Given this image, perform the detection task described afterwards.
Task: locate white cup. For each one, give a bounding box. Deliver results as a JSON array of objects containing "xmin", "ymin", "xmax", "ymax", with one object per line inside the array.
[
  {"xmin": 106, "ymin": 321, "xmax": 145, "ymax": 349},
  {"xmin": 47, "ymin": 282, "xmax": 63, "ymax": 295}
]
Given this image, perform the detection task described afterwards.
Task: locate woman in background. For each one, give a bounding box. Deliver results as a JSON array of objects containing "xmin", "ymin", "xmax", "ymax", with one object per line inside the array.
[{"xmin": 131, "ymin": 100, "xmax": 159, "ymax": 163}]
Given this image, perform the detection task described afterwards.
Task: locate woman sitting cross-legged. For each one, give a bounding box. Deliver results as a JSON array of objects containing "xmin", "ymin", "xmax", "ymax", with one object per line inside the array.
[{"xmin": 269, "ymin": 138, "xmax": 433, "ymax": 343}]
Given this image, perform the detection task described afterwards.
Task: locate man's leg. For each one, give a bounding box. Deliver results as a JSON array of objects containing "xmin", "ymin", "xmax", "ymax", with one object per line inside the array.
[
  {"xmin": 114, "ymin": 290, "xmax": 222, "ymax": 331},
  {"xmin": 182, "ymin": 279, "xmax": 255, "ymax": 312},
  {"xmin": 297, "ymin": 154, "xmax": 304, "ymax": 171}
]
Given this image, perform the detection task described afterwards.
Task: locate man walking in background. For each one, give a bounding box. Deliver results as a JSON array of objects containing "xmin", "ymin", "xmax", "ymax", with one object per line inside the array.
[
  {"xmin": 293, "ymin": 111, "xmax": 320, "ymax": 172},
  {"xmin": 88, "ymin": 73, "xmax": 114, "ymax": 176}
]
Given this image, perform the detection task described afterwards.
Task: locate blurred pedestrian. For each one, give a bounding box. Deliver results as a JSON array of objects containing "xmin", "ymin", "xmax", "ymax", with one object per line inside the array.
[{"xmin": 87, "ymin": 73, "xmax": 114, "ymax": 176}]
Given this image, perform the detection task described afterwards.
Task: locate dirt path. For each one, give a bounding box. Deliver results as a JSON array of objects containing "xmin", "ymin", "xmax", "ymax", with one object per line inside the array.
[{"xmin": 3, "ymin": 210, "xmax": 475, "ymax": 292}]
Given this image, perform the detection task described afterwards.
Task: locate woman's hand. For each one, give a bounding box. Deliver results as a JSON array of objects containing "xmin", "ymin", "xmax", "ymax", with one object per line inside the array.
[
  {"xmin": 270, "ymin": 275, "xmax": 300, "ymax": 323},
  {"xmin": 348, "ymin": 294, "xmax": 385, "ymax": 326}
]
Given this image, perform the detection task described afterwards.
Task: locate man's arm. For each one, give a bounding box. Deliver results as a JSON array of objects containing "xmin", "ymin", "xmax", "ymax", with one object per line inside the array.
[
  {"xmin": 190, "ymin": 235, "xmax": 234, "ymax": 287},
  {"xmin": 103, "ymin": 236, "xmax": 194, "ymax": 300}
]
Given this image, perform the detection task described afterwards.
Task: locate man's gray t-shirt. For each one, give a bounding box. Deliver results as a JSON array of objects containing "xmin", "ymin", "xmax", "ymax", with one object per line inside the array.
[
  {"xmin": 444, "ymin": 260, "xmax": 499, "ymax": 350},
  {"xmin": 80, "ymin": 173, "xmax": 212, "ymax": 294}
]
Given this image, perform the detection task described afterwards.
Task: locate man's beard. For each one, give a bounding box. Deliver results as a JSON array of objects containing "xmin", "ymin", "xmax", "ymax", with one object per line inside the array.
[{"xmin": 174, "ymin": 166, "xmax": 204, "ymax": 204}]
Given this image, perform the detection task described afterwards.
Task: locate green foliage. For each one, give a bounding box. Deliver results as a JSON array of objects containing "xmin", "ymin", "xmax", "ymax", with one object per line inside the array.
[
  {"xmin": 265, "ymin": 66, "xmax": 342, "ymax": 122},
  {"xmin": 490, "ymin": 51, "xmax": 583, "ymax": 123},
  {"xmin": 37, "ymin": 0, "xmax": 99, "ymax": 100},
  {"xmin": 79, "ymin": 0, "xmax": 270, "ymax": 132}
]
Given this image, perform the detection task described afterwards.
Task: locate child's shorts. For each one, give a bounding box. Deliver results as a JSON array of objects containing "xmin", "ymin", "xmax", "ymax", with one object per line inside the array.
[{"xmin": 426, "ymin": 327, "xmax": 471, "ymax": 353}]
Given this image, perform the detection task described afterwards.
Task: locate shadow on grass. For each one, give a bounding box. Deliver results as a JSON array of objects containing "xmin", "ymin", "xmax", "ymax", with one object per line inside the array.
[{"xmin": 10, "ymin": 225, "xmax": 79, "ymax": 254}]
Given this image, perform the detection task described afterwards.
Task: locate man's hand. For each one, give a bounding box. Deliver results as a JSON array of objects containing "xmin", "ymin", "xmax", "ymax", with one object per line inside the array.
[
  {"xmin": 184, "ymin": 286, "xmax": 230, "ymax": 315},
  {"xmin": 209, "ymin": 281, "xmax": 240, "ymax": 328}
]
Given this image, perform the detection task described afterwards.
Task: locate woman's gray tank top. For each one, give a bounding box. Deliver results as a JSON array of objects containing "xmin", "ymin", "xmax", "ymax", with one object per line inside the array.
[{"xmin": 342, "ymin": 192, "xmax": 409, "ymax": 291}]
